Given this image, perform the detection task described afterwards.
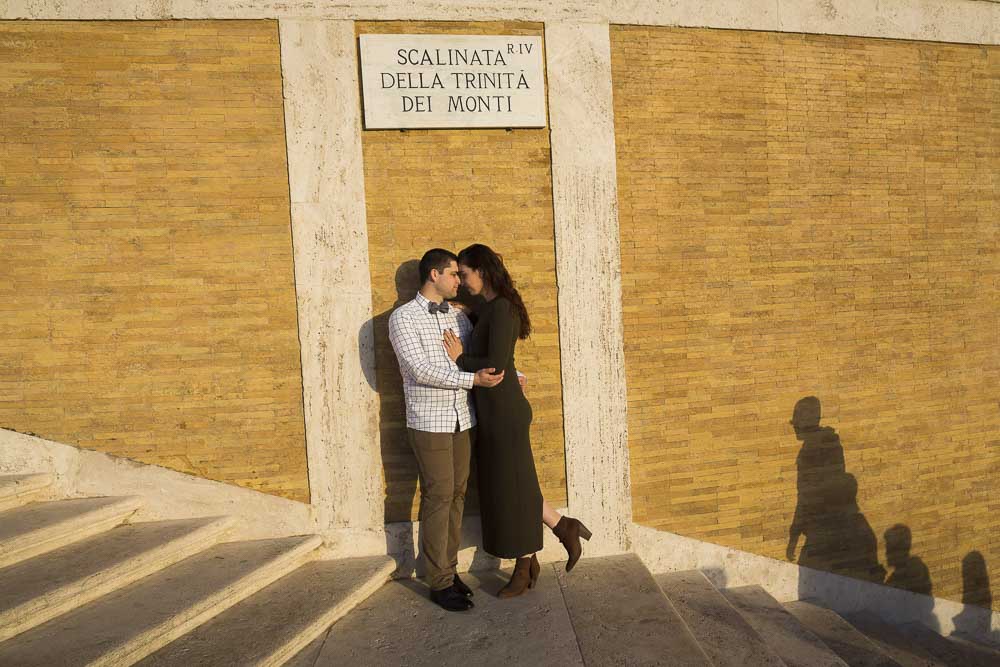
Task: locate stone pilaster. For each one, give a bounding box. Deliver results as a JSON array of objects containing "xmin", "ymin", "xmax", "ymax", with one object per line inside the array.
[
  {"xmin": 279, "ymin": 20, "xmax": 383, "ymax": 535},
  {"xmin": 545, "ymin": 22, "xmax": 632, "ymax": 555}
]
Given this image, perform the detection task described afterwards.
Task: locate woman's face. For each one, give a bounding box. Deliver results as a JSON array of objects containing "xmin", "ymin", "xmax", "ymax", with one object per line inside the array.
[{"xmin": 458, "ymin": 263, "xmax": 484, "ymax": 296}]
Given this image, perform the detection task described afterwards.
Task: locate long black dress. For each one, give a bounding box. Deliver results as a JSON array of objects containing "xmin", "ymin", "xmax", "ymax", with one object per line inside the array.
[{"xmin": 456, "ymin": 297, "xmax": 543, "ymax": 558}]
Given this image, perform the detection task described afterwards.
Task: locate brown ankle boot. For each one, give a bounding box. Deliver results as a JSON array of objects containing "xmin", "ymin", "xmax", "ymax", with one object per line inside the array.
[
  {"xmin": 552, "ymin": 516, "xmax": 592, "ymax": 572},
  {"xmin": 528, "ymin": 554, "xmax": 540, "ymax": 589},
  {"xmin": 498, "ymin": 557, "xmax": 533, "ymax": 599}
]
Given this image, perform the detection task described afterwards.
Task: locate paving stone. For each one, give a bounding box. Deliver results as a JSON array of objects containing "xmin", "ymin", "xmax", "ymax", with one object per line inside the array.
[
  {"xmin": 0, "ymin": 496, "xmax": 141, "ymax": 569},
  {"xmin": 558, "ymin": 554, "xmax": 711, "ymax": 666},
  {"xmin": 139, "ymin": 556, "xmax": 395, "ymax": 667},
  {"xmin": 784, "ymin": 601, "xmax": 903, "ymax": 667},
  {"xmin": 0, "ymin": 474, "xmax": 51, "ymax": 512},
  {"xmin": 897, "ymin": 622, "xmax": 1000, "ymax": 667},
  {"xmin": 843, "ymin": 612, "xmax": 948, "ymax": 667},
  {"xmin": 316, "ymin": 566, "xmax": 583, "ymax": 666},
  {"xmin": 283, "ymin": 631, "xmax": 328, "ymax": 667},
  {"xmin": 0, "ymin": 516, "xmax": 231, "ymax": 642},
  {"xmin": 657, "ymin": 571, "xmax": 786, "ymax": 667},
  {"xmin": 722, "ymin": 585, "xmax": 848, "ymax": 667},
  {"xmin": 0, "ymin": 535, "xmax": 321, "ymax": 667},
  {"xmin": 948, "ymin": 634, "xmax": 1000, "ymax": 661}
]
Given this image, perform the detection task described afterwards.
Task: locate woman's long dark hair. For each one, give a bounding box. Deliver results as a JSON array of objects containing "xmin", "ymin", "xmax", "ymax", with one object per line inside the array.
[{"xmin": 458, "ymin": 244, "xmax": 531, "ymax": 340}]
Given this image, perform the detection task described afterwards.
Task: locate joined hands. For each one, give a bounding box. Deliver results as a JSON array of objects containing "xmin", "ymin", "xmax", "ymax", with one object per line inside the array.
[{"xmin": 474, "ymin": 368, "xmax": 504, "ymax": 387}]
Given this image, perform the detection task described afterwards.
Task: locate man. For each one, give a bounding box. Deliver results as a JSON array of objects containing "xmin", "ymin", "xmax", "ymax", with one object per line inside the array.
[{"xmin": 388, "ymin": 248, "xmax": 504, "ymax": 612}]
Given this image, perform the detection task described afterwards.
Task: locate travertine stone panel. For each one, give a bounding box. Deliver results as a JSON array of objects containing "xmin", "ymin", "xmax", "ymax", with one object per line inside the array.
[
  {"xmin": 0, "ymin": 21, "xmax": 309, "ymax": 501},
  {"xmin": 613, "ymin": 26, "xmax": 998, "ymax": 609},
  {"xmin": 279, "ymin": 20, "xmax": 383, "ymax": 531},
  {"xmin": 546, "ymin": 22, "xmax": 631, "ymax": 555},
  {"xmin": 0, "ymin": 0, "xmax": 996, "ymax": 46},
  {"xmin": 776, "ymin": 0, "xmax": 998, "ymax": 44},
  {"xmin": 360, "ymin": 20, "xmax": 567, "ymax": 524}
]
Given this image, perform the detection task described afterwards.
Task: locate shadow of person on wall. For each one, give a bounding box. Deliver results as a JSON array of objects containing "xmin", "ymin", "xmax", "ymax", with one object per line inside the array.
[
  {"xmin": 884, "ymin": 523, "xmax": 938, "ymax": 631},
  {"xmin": 369, "ymin": 260, "xmax": 422, "ymax": 531},
  {"xmin": 952, "ymin": 551, "xmax": 997, "ymax": 643},
  {"xmin": 787, "ymin": 396, "xmax": 886, "ymax": 600}
]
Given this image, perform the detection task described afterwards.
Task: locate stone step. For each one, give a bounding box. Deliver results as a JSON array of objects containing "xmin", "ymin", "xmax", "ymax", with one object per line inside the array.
[
  {"xmin": 314, "ymin": 565, "xmax": 585, "ymax": 665},
  {"xmin": 895, "ymin": 622, "xmax": 1000, "ymax": 667},
  {"xmin": 0, "ymin": 534, "xmax": 322, "ymax": 667},
  {"xmin": 656, "ymin": 571, "xmax": 787, "ymax": 667},
  {"xmin": 784, "ymin": 601, "xmax": 904, "ymax": 667},
  {"xmin": 284, "ymin": 633, "xmax": 327, "ymax": 667},
  {"xmin": 949, "ymin": 634, "xmax": 1000, "ymax": 661},
  {"xmin": 0, "ymin": 474, "xmax": 52, "ymax": 512},
  {"xmin": 138, "ymin": 556, "xmax": 396, "ymax": 667},
  {"xmin": 556, "ymin": 554, "xmax": 712, "ymax": 666},
  {"xmin": 842, "ymin": 612, "xmax": 948, "ymax": 667},
  {"xmin": 721, "ymin": 585, "xmax": 849, "ymax": 667},
  {"xmin": 0, "ymin": 496, "xmax": 142, "ymax": 569},
  {"xmin": 0, "ymin": 516, "xmax": 233, "ymax": 642}
]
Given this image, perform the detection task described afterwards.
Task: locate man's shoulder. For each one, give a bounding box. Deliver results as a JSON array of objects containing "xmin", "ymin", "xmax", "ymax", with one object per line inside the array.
[
  {"xmin": 390, "ymin": 299, "xmax": 421, "ymax": 320},
  {"xmin": 389, "ymin": 300, "xmax": 422, "ymax": 332}
]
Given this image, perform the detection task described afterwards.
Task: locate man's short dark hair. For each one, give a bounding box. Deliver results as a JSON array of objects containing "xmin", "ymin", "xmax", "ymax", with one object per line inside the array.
[{"xmin": 419, "ymin": 248, "xmax": 458, "ymax": 284}]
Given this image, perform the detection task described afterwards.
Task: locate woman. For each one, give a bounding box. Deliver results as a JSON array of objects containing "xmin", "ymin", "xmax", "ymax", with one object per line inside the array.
[{"xmin": 442, "ymin": 243, "xmax": 591, "ymax": 598}]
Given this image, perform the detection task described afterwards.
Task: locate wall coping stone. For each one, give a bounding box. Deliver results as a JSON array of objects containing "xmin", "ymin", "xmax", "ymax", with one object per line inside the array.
[{"xmin": 0, "ymin": 0, "xmax": 996, "ymax": 45}]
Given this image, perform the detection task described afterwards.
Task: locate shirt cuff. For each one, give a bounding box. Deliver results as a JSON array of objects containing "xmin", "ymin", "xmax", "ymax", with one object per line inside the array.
[{"xmin": 459, "ymin": 371, "xmax": 475, "ymax": 390}]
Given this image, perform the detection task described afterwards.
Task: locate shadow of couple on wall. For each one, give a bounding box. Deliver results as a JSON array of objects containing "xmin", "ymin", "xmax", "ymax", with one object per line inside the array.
[
  {"xmin": 365, "ymin": 259, "xmax": 422, "ymax": 527},
  {"xmin": 786, "ymin": 396, "xmax": 938, "ymax": 631}
]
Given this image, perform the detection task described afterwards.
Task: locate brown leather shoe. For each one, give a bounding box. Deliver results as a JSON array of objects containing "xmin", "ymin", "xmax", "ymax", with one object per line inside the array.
[
  {"xmin": 528, "ymin": 554, "xmax": 540, "ymax": 589},
  {"xmin": 498, "ymin": 557, "xmax": 533, "ymax": 599},
  {"xmin": 552, "ymin": 516, "xmax": 592, "ymax": 572}
]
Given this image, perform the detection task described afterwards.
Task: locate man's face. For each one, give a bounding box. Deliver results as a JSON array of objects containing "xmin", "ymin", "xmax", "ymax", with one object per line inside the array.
[{"xmin": 431, "ymin": 260, "xmax": 461, "ymax": 299}]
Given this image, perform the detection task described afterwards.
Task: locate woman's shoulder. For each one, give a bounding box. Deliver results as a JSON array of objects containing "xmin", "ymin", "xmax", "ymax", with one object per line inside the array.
[{"xmin": 490, "ymin": 296, "xmax": 516, "ymax": 315}]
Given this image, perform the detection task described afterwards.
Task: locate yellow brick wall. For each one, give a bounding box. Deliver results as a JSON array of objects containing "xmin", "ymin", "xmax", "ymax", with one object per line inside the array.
[
  {"xmin": 0, "ymin": 21, "xmax": 309, "ymax": 502},
  {"xmin": 612, "ymin": 26, "xmax": 998, "ymax": 610},
  {"xmin": 359, "ymin": 21, "xmax": 568, "ymax": 523}
]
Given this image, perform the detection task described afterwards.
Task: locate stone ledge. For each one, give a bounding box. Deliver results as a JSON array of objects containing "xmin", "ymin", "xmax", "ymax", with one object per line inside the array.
[
  {"xmin": 0, "ymin": 429, "xmax": 315, "ymax": 542},
  {"xmin": 0, "ymin": 1, "xmax": 995, "ymax": 45}
]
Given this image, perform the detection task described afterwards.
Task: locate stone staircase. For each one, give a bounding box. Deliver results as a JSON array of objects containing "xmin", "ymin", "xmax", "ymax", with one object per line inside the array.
[
  {"xmin": 293, "ymin": 555, "xmax": 1000, "ymax": 667},
  {"xmin": 3, "ymin": 472, "xmax": 997, "ymax": 666},
  {"xmin": 0, "ymin": 474, "xmax": 395, "ymax": 666}
]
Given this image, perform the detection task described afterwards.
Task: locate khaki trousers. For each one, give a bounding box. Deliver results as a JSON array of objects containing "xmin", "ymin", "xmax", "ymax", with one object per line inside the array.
[{"xmin": 407, "ymin": 427, "xmax": 472, "ymax": 592}]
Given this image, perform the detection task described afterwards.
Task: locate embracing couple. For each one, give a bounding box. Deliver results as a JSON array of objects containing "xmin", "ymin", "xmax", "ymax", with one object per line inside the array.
[{"xmin": 388, "ymin": 244, "xmax": 591, "ymax": 612}]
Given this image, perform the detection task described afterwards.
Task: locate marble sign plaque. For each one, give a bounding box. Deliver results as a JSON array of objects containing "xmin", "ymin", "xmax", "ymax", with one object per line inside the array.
[{"xmin": 359, "ymin": 34, "xmax": 547, "ymax": 129}]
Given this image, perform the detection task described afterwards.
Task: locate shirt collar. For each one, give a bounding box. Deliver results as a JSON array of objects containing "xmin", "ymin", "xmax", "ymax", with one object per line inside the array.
[{"xmin": 414, "ymin": 292, "xmax": 446, "ymax": 313}]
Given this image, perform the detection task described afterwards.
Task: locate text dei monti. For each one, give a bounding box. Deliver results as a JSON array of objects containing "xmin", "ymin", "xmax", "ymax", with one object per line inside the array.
[{"xmin": 382, "ymin": 46, "xmax": 534, "ymax": 114}]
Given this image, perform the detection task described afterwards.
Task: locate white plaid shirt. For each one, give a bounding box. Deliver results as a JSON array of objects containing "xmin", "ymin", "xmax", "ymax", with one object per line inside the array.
[{"xmin": 388, "ymin": 293, "xmax": 476, "ymax": 433}]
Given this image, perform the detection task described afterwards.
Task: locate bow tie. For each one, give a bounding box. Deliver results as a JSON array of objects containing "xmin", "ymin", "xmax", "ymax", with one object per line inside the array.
[{"xmin": 428, "ymin": 301, "xmax": 450, "ymax": 314}]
